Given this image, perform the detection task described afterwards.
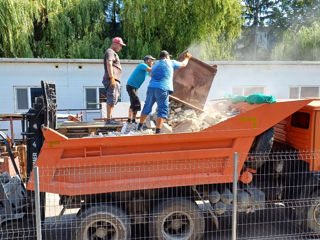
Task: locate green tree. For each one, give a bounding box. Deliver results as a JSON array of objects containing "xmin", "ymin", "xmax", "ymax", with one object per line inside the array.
[
  {"xmin": 0, "ymin": 0, "xmax": 110, "ymax": 58},
  {"xmin": 270, "ymin": 0, "xmax": 320, "ymax": 31},
  {"xmin": 237, "ymin": 0, "xmax": 281, "ymax": 60},
  {"xmin": 120, "ymin": 0, "xmax": 243, "ymax": 60},
  {"xmin": 104, "ymin": 0, "xmax": 122, "ymax": 36},
  {"xmin": 33, "ymin": 0, "xmax": 110, "ymax": 58},
  {"xmin": 271, "ymin": 22, "xmax": 320, "ymax": 60},
  {"xmin": 270, "ymin": 0, "xmax": 320, "ymax": 60},
  {"xmin": 238, "ymin": 0, "xmax": 320, "ymax": 60},
  {"xmin": 0, "ymin": 0, "xmax": 36, "ymax": 57},
  {"xmin": 0, "ymin": 0, "xmax": 243, "ymax": 60}
]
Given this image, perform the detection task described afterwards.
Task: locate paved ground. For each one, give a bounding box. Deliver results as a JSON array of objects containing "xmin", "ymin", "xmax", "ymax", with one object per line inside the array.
[
  {"xmin": 36, "ymin": 193, "xmax": 320, "ymax": 239},
  {"xmin": 41, "ymin": 206, "xmax": 320, "ymax": 240}
]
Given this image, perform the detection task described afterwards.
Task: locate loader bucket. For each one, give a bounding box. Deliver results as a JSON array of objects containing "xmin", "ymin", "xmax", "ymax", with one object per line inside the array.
[{"xmin": 172, "ymin": 51, "xmax": 217, "ymax": 110}]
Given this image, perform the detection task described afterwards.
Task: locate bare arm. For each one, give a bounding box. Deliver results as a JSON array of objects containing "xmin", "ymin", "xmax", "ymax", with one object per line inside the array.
[
  {"xmin": 179, "ymin": 58, "xmax": 190, "ymax": 68},
  {"xmin": 145, "ymin": 67, "xmax": 152, "ymax": 73},
  {"xmin": 179, "ymin": 52, "xmax": 192, "ymax": 68},
  {"xmin": 106, "ymin": 60, "xmax": 114, "ymax": 78}
]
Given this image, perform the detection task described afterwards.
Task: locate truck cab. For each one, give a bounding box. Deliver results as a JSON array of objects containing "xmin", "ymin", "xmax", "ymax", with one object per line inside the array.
[{"xmin": 274, "ymin": 100, "xmax": 320, "ymax": 171}]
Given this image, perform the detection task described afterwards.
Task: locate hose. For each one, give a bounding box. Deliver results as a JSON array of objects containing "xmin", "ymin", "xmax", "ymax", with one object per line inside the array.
[{"xmin": 0, "ymin": 131, "xmax": 26, "ymax": 190}]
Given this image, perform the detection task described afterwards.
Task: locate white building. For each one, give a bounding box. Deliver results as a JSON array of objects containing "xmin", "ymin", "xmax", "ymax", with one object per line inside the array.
[{"xmin": 1, "ymin": 58, "xmax": 320, "ymax": 139}]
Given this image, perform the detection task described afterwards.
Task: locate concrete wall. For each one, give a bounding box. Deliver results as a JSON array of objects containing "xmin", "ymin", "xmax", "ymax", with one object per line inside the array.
[
  {"xmin": 209, "ymin": 61, "xmax": 320, "ymax": 100},
  {"xmin": 1, "ymin": 58, "xmax": 320, "ymax": 139},
  {"xmin": 0, "ymin": 58, "xmax": 139, "ymax": 111}
]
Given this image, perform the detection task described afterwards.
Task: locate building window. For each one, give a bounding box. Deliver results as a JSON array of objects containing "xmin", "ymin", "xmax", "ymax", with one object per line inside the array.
[
  {"xmin": 14, "ymin": 87, "xmax": 42, "ymax": 111},
  {"xmin": 232, "ymin": 86, "xmax": 265, "ymax": 96},
  {"xmin": 85, "ymin": 88, "xmax": 98, "ymax": 109},
  {"xmin": 289, "ymin": 87, "xmax": 299, "ymax": 99},
  {"xmin": 85, "ymin": 87, "xmax": 121, "ymax": 110},
  {"xmin": 16, "ymin": 88, "xmax": 28, "ymax": 110},
  {"xmin": 290, "ymin": 86, "xmax": 320, "ymax": 99}
]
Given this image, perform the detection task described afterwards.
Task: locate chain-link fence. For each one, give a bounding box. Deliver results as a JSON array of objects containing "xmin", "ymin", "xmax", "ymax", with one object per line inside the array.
[{"xmin": 1, "ymin": 151, "xmax": 320, "ymax": 240}]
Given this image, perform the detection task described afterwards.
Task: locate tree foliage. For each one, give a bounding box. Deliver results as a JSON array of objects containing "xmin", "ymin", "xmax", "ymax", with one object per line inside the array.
[
  {"xmin": 271, "ymin": 21, "xmax": 320, "ymax": 60},
  {"xmin": 270, "ymin": 0, "xmax": 320, "ymax": 60},
  {"xmin": 237, "ymin": 0, "xmax": 281, "ymax": 60},
  {"xmin": 239, "ymin": 0, "xmax": 320, "ymax": 60},
  {"xmin": 270, "ymin": 0, "xmax": 320, "ymax": 31},
  {"xmin": 33, "ymin": 0, "xmax": 110, "ymax": 58},
  {"xmin": 0, "ymin": 0, "xmax": 110, "ymax": 58},
  {"xmin": 0, "ymin": 0, "xmax": 243, "ymax": 60},
  {"xmin": 242, "ymin": 0, "xmax": 277, "ymax": 27},
  {"xmin": 0, "ymin": 0, "xmax": 36, "ymax": 57},
  {"xmin": 121, "ymin": 0, "xmax": 243, "ymax": 60}
]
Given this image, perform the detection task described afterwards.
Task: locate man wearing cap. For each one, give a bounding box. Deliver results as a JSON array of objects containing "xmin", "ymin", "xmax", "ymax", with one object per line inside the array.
[
  {"xmin": 126, "ymin": 55, "xmax": 156, "ymax": 125},
  {"xmin": 137, "ymin": 50, "xmax": 192, "ymax": 134},
  {"xmin": 102, "ymin": 37, "xmax": 126, "ymax": 125}
]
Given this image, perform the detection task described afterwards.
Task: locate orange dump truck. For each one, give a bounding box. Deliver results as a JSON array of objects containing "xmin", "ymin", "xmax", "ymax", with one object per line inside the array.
[
  {"xmin": 2, "ymin": 81, "xmax": 320, "ymax": 239},
  {"xmin": 26, "ymin": 97, "xmax": 320, "ymax": 239}
]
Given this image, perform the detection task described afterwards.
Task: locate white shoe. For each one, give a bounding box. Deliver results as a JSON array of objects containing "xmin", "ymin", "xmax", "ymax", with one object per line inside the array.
[
  {"xmin": 120, "ymin": 122, "xmax": 128, "ymax": 134},
  {"xmin": 131, "ymin": 122, "xmax": 137, "ymax": 131}
]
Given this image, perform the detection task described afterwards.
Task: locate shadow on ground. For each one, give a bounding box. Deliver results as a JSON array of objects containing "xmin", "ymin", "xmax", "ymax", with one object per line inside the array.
[{"xmin": 42, "ymin": 206, "xmax": 320, "ymax": 240}]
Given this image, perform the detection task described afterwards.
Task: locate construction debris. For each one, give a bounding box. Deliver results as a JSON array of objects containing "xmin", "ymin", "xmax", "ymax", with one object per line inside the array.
[
  {"xmin": 164, "ymin": 100, "xmax": 238, "ymax": 133},
  {"xmin": 96, "ymin": 99, "xmax": 238, "ymax": 137}
]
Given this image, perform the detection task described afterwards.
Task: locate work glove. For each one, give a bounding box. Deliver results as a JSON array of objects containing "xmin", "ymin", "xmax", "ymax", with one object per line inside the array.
[
  {"xmin": 110, "ymin": 76, "xmax": 116, "ymax": 89},
  {"xmin": 185, "ymin": 52, "xmax": 192, "ymax": 60}
]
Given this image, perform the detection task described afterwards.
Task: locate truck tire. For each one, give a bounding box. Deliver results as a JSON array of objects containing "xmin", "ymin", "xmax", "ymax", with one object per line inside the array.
[
  {"xmin": 75, "ymin": 204, "xmax": 131, "ymax": 240},
  {"xmin": 246, "ymin": 127, "xmax": 274, "ymax": 169},
  {"xmin": 304, "ymin": 190, "xmax": 320, "ymax": 232},
  {"xmin": 150, "ymin": 198, "xmax": 205, "ymax": 240}
]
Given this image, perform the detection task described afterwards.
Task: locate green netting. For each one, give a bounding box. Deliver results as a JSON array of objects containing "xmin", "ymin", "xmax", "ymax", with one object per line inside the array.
[
  {"xmin": 226, "ymin": 94, "xmax": 276, "ymax": 104},
  {"xmin": 231, "ymin": 95, "xmax": 247, "ymax": 103},
  {"xmin": 246, "ymin": 94, "xmax": 276, "ymax": 104}
]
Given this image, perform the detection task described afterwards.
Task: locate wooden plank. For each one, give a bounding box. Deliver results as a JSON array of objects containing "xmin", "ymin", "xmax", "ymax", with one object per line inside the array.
[
  {"xmin": 169, "ymin": 95, "xmax": 204, "ymax": 112},
  {"xmin": 0, "ymin": 113, "xmax": 23, "ymax": 119},
  {"xmin": 57, "ymin": 121, "xmax": 122, "ymax": 129},
  {"xmin": 57, "ymin": 123, "xmax": 123, "ymax": 138}
]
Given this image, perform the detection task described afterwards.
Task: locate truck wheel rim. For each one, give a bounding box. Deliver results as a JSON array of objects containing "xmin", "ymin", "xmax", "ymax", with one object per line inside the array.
[
  {"xmin": 313, "ymin": 202, "xmax": 320, "ymax": 226},
  {"xmin": 161, "ymin": 211, "xmax": 192, "ymax": 239},
  {"xmin": 85, "ymin": 220, "xmax": 117, "ymax": 239}
]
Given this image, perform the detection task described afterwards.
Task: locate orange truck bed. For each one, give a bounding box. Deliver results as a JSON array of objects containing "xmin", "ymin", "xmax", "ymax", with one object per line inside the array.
[{"xmin": 27, "ymin": 99, "xmax": 313, "ymax": 196}]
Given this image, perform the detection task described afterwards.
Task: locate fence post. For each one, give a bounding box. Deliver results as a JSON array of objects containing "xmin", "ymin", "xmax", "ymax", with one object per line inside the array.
[
  {"xmin": 232, "ymin": 152, "xmax": 238, "ymax": 240},
  {"xmin": 34, "ymin": 166, "xmax": 42, "ymax": 240}
]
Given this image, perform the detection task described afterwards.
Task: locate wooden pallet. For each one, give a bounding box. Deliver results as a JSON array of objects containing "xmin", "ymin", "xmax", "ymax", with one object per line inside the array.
[{"xmin": 57, "ymin": 121, "xmax": 123, "ymax": 138}]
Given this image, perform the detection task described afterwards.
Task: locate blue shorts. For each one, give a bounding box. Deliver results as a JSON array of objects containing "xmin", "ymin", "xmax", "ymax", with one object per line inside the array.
[{"xmin": 141, "ymin": 88, "xmax": 169, "ymax": 118}]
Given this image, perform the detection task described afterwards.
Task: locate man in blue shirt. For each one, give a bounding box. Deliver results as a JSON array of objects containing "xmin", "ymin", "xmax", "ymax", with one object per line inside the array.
[
  {"xmin": 138, "ymin": 50, "xmax": 192, "ymax": 134},
  {"xmin": 126, "ymin": 55, "xmax": 155, "ymax": 124}
]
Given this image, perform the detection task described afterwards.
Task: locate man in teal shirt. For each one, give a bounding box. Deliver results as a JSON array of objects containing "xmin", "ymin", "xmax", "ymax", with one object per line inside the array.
[{"xmin": 126, "ymin": 55, "xmax": 155, "ymax": 124}]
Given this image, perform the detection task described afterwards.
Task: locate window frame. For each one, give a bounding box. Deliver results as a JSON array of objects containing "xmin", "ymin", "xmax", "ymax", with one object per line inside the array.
[
  {"xmin": 84, "ymin": 87, "xmax": 99, "ymax": 110},
  {"xmin": 232, "ymin": 86, "xmax": 266, "ymax": 96},
  {"xmin": 289, "ymin": 86, "xmax": 320, "ymax": 99},
  {"xmin": 14, "ymin": 86, "xmax": 42, "ymax": 112},
  {"xmin": 84, "ymin": 86, "xmax": 110, "ymax": 111},
  {"xmin": 291, "ymin": 111, "xmax": 310, "ymax": 129}
]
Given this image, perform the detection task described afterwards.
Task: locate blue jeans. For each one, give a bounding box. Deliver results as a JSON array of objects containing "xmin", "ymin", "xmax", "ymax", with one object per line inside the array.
[{"xmin": 141, "ymin": 88, "xmax": 169, "ymax": 118}]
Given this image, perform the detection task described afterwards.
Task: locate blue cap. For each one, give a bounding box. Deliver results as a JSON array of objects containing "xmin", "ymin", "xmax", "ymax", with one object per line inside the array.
[{"xmin": 144, "ymin": 55, "xmax": 156, "ymax": 61}]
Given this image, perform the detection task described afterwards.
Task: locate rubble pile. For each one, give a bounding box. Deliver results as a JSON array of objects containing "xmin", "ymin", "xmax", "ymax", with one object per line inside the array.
[
  {"xmin": 145, "ymin": 100, "xmax": 239, "ymax": 134},
  {"xmin": 84, "ymin": 127, "xmax": 154, "ymax": 137},
  {"xmin": 86, "ymin": 100, "xmax": 238, "ymax": 137}
]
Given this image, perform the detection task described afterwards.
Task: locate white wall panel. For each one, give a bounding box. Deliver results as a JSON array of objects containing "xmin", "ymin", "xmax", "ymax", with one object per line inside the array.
[{"xmin": 1, "ymin": 58, "xmax": 320, "ymax": 139}]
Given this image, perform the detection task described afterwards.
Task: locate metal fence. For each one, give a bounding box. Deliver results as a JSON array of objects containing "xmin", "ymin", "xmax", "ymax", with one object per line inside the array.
[{"xmin": 1, "ymin": 151, "xmax": 320, "ymax": 240}]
